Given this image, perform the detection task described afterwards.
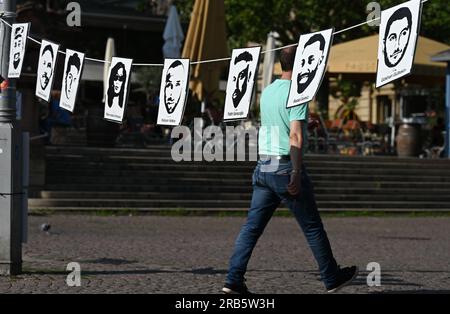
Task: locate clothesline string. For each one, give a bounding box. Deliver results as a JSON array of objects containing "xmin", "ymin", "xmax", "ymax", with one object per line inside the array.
[{"xmin": 0, "ymin": 0, "xmax": 429, "ymax": 67}]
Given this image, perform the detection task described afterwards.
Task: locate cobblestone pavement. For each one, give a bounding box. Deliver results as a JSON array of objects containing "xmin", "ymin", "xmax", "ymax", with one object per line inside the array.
[{"xmin": 1, "ymin": 215, "xmax": 449, "ymax": 294}]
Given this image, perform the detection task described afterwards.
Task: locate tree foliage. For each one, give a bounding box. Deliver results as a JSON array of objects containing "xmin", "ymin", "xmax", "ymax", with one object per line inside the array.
[{"xmin": 174, "ymin": 0, "xmax": 450, "ymax": 47}]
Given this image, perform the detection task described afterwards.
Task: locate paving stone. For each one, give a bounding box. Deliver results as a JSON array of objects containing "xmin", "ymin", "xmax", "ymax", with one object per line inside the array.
[{"xmin": 0, "ymin": 215, "xmax": 449, "ymax": 294}]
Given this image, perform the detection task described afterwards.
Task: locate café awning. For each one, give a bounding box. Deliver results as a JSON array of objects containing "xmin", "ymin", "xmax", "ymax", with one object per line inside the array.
[{"xmin": 327, "ymin": 35, "xmax": 449, "ymax": 77}]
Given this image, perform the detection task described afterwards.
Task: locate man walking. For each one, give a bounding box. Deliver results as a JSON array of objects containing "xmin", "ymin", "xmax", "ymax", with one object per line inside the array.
[{"xmin": 223, "ymin": 47, "xmax": 358, "ymax": 294}]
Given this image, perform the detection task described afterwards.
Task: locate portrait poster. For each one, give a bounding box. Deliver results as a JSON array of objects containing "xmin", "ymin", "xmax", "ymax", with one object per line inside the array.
[
  {"xmin": 157, "ymin": 58, "xmax": 190, "ymax": 126},
  {"xmin": 103, "ymin": 57, "xmax": 133, "ymax": 123},
  {"xmin": 287, "ymin": 28, "xmax": 334, "ymax": 108},
  {"xmin": 8, "ymin": 23, "xmax": 30, "ymax": 79},
  {"xmin": 376, "ymin": 0, "xmax": 422, "ymax": 88},
  {"xmin": 60, "ymin": 49, "xmax": 85, "ymax": 112},
  {"xmin": 35, "ymin": 39, "xmax": 59, "ymax": 102},
  {"xmin": 223, "ymin": 46, "xmax": 261, "ymax": 122}
]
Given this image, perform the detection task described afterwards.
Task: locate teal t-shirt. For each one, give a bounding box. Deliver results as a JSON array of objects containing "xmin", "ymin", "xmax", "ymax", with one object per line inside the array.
[{"xmin": 258, "ymin": 79, "xmax": 309, "ymax": 156}]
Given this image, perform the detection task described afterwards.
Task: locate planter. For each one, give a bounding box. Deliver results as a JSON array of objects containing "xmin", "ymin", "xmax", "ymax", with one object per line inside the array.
[{"xmin": 396, "ymin": 123, "xmax": 421, "ymax": 157}]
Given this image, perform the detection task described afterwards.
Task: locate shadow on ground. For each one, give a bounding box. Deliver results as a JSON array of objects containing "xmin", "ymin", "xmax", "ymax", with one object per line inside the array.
[{"xmin": 370, "ymin": 290, "xmax": 450, "ymax": 294}]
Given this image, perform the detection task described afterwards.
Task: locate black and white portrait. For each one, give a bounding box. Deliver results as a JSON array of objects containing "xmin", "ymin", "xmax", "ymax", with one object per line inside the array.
[
  {"xmin": 223, "ymin": 47, "xmax": 261, "ymax": 121},
  {"xmin": 8, "ymin": 23, "xmax": 30, "ymax": 79},
  {"xmin": 60, "ymin": 49, "xmax": 85, "ymax": 112},
  {"xmin": 287, "ymin": 28, "xmax": 333, "ymax": 108},
  {"xmin": 104, "ymin": 57, "xmax": 133, "ymax": 123},
  {"xmin": 35, "ymin": 40, "xmax": 59, "ymax": 102},
  {"xmin": 376, "ymin": 0, "xmax": 422, "ymax": 88},
  {"xmin": 157, "ymin": 58, "xmax": 190, "ymax": 126}
]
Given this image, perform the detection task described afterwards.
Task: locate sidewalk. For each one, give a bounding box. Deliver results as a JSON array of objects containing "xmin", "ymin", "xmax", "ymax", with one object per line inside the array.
[{"xmin": 1, "ymin": 215, "xmax": 449, "ymax": 294}]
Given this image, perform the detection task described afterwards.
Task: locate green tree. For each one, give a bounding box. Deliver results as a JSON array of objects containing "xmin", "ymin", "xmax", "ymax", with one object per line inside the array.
[
  {"xmin": 172, "ymin": 0, "xmax": 450, "ymax": 47},
  {"xmin": 133, "ymin": 67, "xmax": 162, "ymax": 103}
]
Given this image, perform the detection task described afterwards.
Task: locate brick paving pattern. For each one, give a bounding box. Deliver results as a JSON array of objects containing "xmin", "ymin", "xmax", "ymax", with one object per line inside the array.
[{"xmin": 1, "ymin": 215, "xmax": 449, "ymax": 294}]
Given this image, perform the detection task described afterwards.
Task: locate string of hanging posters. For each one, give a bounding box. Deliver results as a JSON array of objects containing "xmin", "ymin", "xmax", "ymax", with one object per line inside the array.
[{"xmin": 0, "ymin": 0, "xmax": 426, "ymax": 126}]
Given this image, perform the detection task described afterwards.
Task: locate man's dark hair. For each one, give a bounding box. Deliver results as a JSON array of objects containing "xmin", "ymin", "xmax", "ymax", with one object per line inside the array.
[
  {"xmin": 15, "ymin": 26, "xmax": 24, "ymax": 35},
  {"xmin": 168, "ymin": 60, "xmax": 183, "ymax": 70},
  {"xmin": 280, "ymin": 46, "xmax": 296, "ymax": 72},
  {"xmin": 166, "ymin": 60, "xmax": 184, "ymax": 80},
  {"xmin": 304, "ymin": 34, "xmax": 326, "ymax": 51},
  {"xmin": 234, "ymin": 51, "xmax": 253, "ymax": 65},
  {"xmin": 42, "ymin": 44, "xmax": 54, "ymax": 60},
  {"xmin": 383, "ymin": 7, "xmax": 412, "ymax": 42},
  {"xmin": 14, "ymin": 26, "xmax": 24, "ymax": 40},
  {"xmin": 66, "ymin": 53, "xmax": 81, "ymax": 75}
]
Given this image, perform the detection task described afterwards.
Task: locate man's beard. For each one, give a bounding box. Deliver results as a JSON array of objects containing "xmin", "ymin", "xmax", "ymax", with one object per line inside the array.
[
  {"xmin": 232, "ymin": 81, "xmax": 247, "ymax": 108},
  {"xmin": 65, "ymin": 87, "xmax": 71, "ymax": 99},
  {"xmin": 384, "ymin": 48, "xmax": 406, "ymax": 68},
  {"xmin": 165, "ymin": 94, "xmax": 179, "ymax": 114},
  {"xmin": 13, "ymin": 53, "xmax": 20, "ymax": 69},
  {"xmin": 40, "ymin": 73, "xmax": 50, "ymax": 90},
  {"xmin": 383, "ymin": 35, "xmax": 410, "ymax": 68},
  {"xmin": 297, "ymin": 67, "xmax": 317, "ymax": 94}
]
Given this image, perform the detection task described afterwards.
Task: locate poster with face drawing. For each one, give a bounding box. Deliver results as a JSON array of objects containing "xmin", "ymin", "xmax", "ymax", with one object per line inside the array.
[
  {"xmin": 8, "ymin": 23, "xmax": 30, "ymax": 79},
  {"xmin": 376, "ymin": 0, "xmax": 422, "ymax": 88},
  {"xmin": 287, "ymin": 28, "xmax": 333, "ymax": 108},
  {"xmin": 157, "ymin": 58, "xmax": 190, "ymax": 126},
  {"xmin": 35, "ymin": 40, "xmax": 60, "ymax": 102},
  {"xmin": 60, "ymin": 49, "xmax": 85, "ymax": 112},
  {"xmin": 223, "ymin": 47, "xmax": 261, "ymax": 122},
  {"xmin": 104, "ymin": 57, "xmax": 133, "ymax": 123}
]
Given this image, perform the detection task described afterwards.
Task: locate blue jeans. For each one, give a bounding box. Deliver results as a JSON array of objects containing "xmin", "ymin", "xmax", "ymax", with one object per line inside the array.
[{"xmin": 226, "ymin": 159, "xmax": 339, "ymax": 288}]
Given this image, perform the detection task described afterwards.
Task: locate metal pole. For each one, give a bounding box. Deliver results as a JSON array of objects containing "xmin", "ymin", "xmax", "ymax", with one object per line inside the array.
[
  {"xmin": 22, "ymin": 132, "xmax": 29, "ymax": 244},
  {"xmin": 0, "ymin": 0, "xmax": 22, "ymax": 276},
  {"xmin": 445, "ymin": 63, "xmax": 450, "ymax": 158}
]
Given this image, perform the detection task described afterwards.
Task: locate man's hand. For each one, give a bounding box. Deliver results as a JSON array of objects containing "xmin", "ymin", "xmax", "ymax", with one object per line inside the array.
[{"xmin": 287, "ymin": 172, "xmax": 301, "ymax": 196}]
